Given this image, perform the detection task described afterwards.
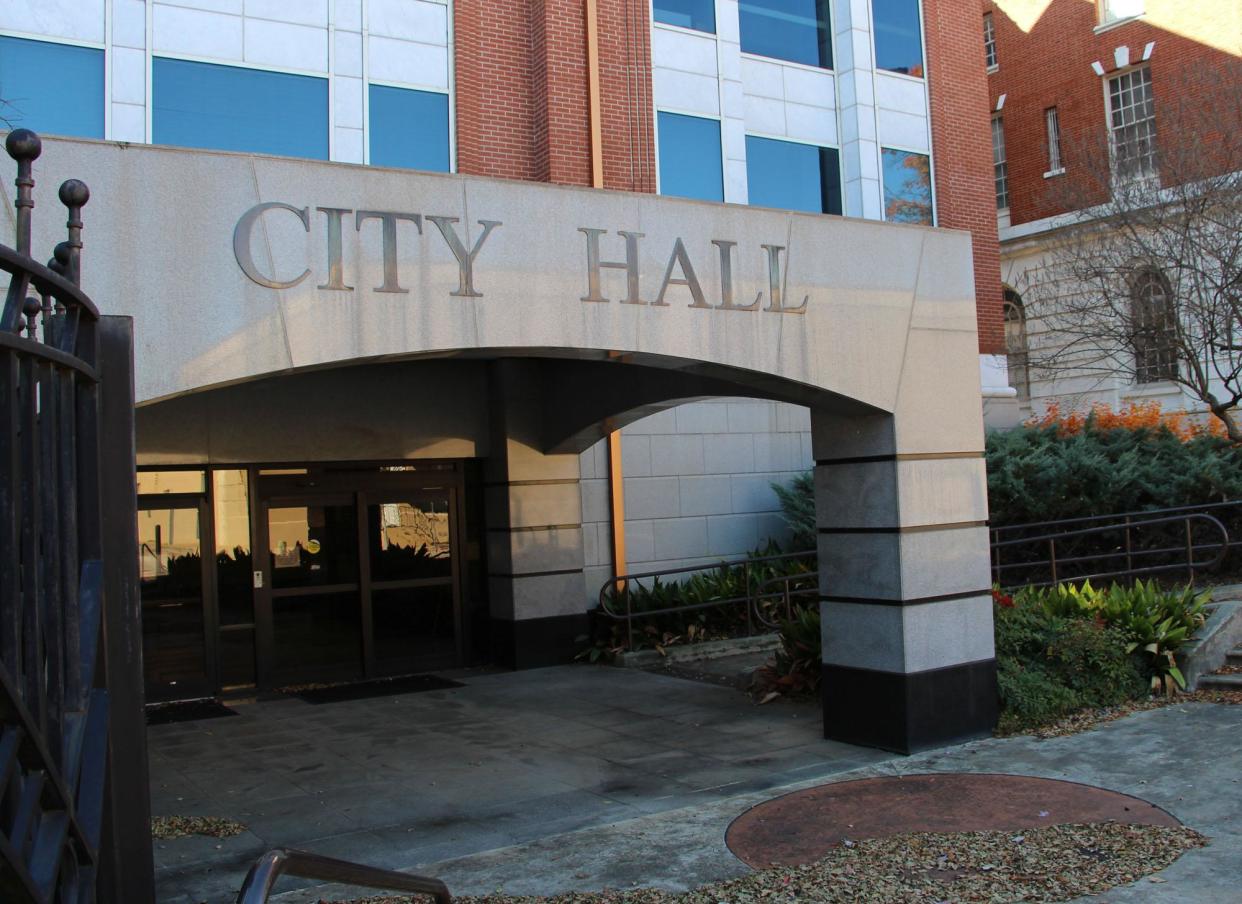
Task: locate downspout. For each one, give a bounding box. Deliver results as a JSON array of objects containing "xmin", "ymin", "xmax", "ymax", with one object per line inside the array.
[{"xmin": 585, "ymin": 0, "xmax": 627, "ymax": 587}]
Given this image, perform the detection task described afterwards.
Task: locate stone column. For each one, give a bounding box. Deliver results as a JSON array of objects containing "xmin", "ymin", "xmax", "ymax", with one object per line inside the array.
[
  {"xmin": 811, "ymin": 332, "xmax": 997, "ymax": 753},
  {"xmin": 485, "ymin": 360, "xmax": 589, "ymax": 668}
]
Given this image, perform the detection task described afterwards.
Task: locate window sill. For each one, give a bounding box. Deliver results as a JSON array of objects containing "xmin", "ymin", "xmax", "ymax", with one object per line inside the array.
[
  {"xmin": 1122, "ymin": 381, "xmax": 1181, "ymax": 399},
  {"xmin": 1094, "ymin": 14, "xmax": 1145, "ymax": 35},
  {"xmin": 997, "ymin": 207, "xmax": 1011, "ymax": 229},
  {"xmin": 738, "ymin": 51, "xmax": 833, "ymax": 76},
  {"xmin": 652, "ymin": 21, "xmax": 717, "ymax": 40},
  {"xmin": 1043, "ymin": 168, "xmax": 1066, "ymax": 179},
  {"xmin": 986, "ymin": 64, "xmax": 999, "ymax": 75}
]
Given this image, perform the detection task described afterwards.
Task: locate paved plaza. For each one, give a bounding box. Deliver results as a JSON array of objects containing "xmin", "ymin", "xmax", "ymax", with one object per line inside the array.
[
  {"xmin": 149, "ymin": 665, "xmax": 886, "ymax": 903},
  {"xmin": 149, "ymin": 665, "xmax": 1242, "ymax": 904}
]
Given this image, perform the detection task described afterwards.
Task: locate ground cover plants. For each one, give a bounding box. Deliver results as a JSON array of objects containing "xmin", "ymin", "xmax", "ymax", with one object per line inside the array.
[{"xmin": 994, "ymin": 580, "xmax": 1210, "ymax": 733}]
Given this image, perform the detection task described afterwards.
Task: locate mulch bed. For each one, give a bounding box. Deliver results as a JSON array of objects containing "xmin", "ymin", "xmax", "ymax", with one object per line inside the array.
[
  {"xmin": 151, "ymin": 816, "xmax": 247, "ymax": 840},
  {"xmin": 329, "ymin": 822, "xmax": 1205, "ymax": 903},
  {"xmin": 1003, "ymin": 687, "xmax": 1242, "ymax": 740}
]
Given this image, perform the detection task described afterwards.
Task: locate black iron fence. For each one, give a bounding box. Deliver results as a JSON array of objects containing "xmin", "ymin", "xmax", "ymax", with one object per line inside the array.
[
  {"xmin": 0, "ymin": 130, "xmax": 151, "ymax": 903},
  {"xmin": 991, "ymin": 501, "xmax": 1242, "ymax": 590}
]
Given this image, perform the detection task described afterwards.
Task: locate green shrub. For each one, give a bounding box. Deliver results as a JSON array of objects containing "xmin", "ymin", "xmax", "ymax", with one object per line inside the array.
[
  {"xmin": 1016, "ymin": 580, "xmax": 1209, "ymax": 692},
  {"xmin": 995, "ymin": 597, "xmax": 1148, "ymax": 733},
  {"xmin": 772, "ymin": 472, "xmax": 817, "ymax": 551},
  {"xmin": 986, "ymin": 422, "xmax": 1242, "ymax": 526}
]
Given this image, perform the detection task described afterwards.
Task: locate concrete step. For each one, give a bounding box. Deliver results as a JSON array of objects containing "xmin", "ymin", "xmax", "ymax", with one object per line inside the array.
[
  {"xmin": 1198, "ymin": 672, "xmax": 1242, "ymax": 691},
  {"xmin": 1226, "ymin": 647, "xmax": 1242, "ymax": 667}
]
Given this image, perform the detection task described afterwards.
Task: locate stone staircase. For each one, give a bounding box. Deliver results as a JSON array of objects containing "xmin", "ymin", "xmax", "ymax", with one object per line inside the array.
[{"xmin": 1198, "ymin": 645, "xmax": 1242, "ymax": 691}]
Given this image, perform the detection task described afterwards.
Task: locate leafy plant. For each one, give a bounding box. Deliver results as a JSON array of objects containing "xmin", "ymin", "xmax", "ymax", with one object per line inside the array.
[
  {"xmin": 752, "ymin": 604, "xmax": 822, "ymax": 699},
  {"xmin": 995, "ymin": 592, "xmax": 1148, "ymax": 733},
  {"xmin": 1016, "ymin": 579, "xmax": 1209, "ymax": 693},
  {"xmin": 772, "ymin": 471, "xmax": 817, "ymax": 552}
]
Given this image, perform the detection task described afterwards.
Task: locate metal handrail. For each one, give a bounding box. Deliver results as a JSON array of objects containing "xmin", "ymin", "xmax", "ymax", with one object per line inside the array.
[
  {"xmin": 991, "ymin": 511, "xmax": 1230, "ymax": 589},
  {"xmin": 753, "ymin": 571, "xmax": 820, "ymax": 629},
  {"xmin": 597, "ymin": 550, "xmax": 817, "ymax": 648},
  {"xmin": 236, "ymin": 848, "xmax": 452, "ymax": 904},
  {"xmin": 990, "ymin": 498, "xmax": 1242, "ymax": 537}
]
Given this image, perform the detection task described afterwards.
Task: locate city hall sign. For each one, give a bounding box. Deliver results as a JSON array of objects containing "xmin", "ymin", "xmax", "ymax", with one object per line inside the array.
[{"xmin": 232, "ymin": 201, "xmax": 811, "ymax": 314}]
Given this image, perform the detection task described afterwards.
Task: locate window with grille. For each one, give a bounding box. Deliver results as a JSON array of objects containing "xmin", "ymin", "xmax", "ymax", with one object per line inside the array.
[
  {"xmin": 1131, "ymin": 269, "xmax": 1177, "ymax": 383},
  {"xmin": 983, "ymin": 13, "xmax": 997, "ymax": 69},
  {"xmin": 1045, "ymin": 107, "xmax": 1063, "ymax": 173},
  {"xmin": 1004, "ymin": 288, "xmax": 1030, "ymax": 401},
  {"xmin": 1108, "ymin": 66, "xmax": 1157, "ymax": 181},
  {"xmin": 992, "ymin": 115, "xmax": 1009, "ymax": 210}
]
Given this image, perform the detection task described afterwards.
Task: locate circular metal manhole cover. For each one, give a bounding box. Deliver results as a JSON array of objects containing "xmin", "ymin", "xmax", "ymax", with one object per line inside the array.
[{"xmin": 726, "ymin": 772, "xmax": 1180, "ymax": 868}]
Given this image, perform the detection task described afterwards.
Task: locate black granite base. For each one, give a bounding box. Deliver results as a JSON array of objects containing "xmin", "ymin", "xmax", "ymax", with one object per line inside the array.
[
  {"xmin": 822, "ymin": 658, "xmax": 998, "ymax": 754},
  {"xmin": 491, "ymin": 613, "xmax": 590, "ymax": 670}
]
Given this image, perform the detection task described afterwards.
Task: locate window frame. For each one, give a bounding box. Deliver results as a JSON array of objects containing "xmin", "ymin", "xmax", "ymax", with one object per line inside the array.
[
  {"xmin": 870, "ymin": 0, "xmax": 926, "ymax": 79},
  {"xmin": 738, "ymin": 0, "xmax": 834, "ymax": 70},
  {"xmin": 1105, "ymin": 64, "xmax": 1157, "ymax": 184},
  {"xmin": 1044, "ymin": 106, "xmax": 1064, "ymax": 176},
  {"xmin": 744, "ymin": 132, "xmax": 844, "ymax": 215},
  {"xmin": 0, "ymin": 32, "xmax": 106, "ymax": 139},
  {"xmin": 1003, "ymin": 287, "xmax": 1030, "ymax": 403},
  {"xmin": 880, "ymin": 145, "xmax": 935, "ymax": 226},
  {"xmin": 1130, "ymin": 268, "xmax": 1178, "ymax": 385},
  {"xmin": 991, "ymin": 114, "xmax": 1009, "ymax": 211},
  {"xmin": 151, "ymin": 55, "xmax": 331, "ymax": 160},
  {"xmin": 366, "ymin": 81, "xmax": 453, "ymax": 173},
  {"xmin": 1096, "ymin": 0, "xmax": 1145, "ymax": 27},
  {"xmin": 655, "ymin": 109, "xmax": 726, "ymax": 203},
  {"xmin": 983, "ymin": 12, "xmax": 998, "ymax": 71}
]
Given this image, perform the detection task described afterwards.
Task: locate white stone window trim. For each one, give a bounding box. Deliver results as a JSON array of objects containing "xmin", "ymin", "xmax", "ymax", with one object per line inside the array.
[
  {"xmin": 652, "ymin": 106, "xmax": 728, "ymax": 201},
  {"xmin": 0, "ymin": 26, "xmax": 105, "ymax": 50},
  {"xmin": 151, "ymin": 49, "xmax": 330, "ymax": 82},
  {"xmin": 1042, "ymin": 168, "xmax": 1066, "ymax": 179}
]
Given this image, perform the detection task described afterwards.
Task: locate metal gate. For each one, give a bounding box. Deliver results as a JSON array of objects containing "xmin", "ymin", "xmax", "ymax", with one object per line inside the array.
[{"xmin": 0, "ymin": 130, "xmax": 153, "ymax": 902}]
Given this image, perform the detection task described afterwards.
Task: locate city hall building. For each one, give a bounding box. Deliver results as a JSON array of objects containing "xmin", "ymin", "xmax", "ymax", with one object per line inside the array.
[{"xmin": 1, "ymin": 0, "xmax": 1006, "ymax": 752}]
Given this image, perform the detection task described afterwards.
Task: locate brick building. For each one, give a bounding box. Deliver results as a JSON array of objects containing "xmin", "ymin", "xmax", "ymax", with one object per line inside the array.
[
  {"xmin": 983, "ymin": 0, "xmax": 1242, "ymax": 422},
  {"xmin": 1, "ymin": 0, "xmax": 1004, "ymax": 752}
]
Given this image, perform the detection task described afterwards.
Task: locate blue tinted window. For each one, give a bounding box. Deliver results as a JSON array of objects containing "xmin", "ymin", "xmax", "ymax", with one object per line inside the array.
[
  {"xmin": 0, "ymin": 36, "xmax": 103, "ymax": 138},
  {"xmin": 654, "ymin": 0, "xmax": 716, "ymax": 32},
  {"xmin": 746, "ymin": 136, "xmax": 840, "ymax": 215},
  {"xmin": 873, "ymin": 0, "xmax": 924, "ymax": 76},
  {"xmin": 657, "ymin": 112, "xmax": 723, "ymax": 203},
  {"xmin": 882, "ymin": 148, "xmax": 933, "ymax": 224},
  {"xmin": 368, "ymin": 85, "xmax": 450, "ymax": 172},
  {"xmin": 153, "ymin": 58, "xmax": 327, "ymax": 159},
  {"xmin": 740, "ymin": 0, "xmax": 832, "ymax": 69}
]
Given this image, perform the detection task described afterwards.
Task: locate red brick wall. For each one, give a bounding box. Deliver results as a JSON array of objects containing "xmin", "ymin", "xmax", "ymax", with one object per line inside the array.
[
  {"xmin": 924, "ymin": 0, "xmax": 1006, "ymax": 356},
  {"xmin": 454, "ymin": 0, "xmax": 655, "ymax": 192},
  {"xmin": 984, "ymin": 0, "xmax": 1242, "ymax": 227}
]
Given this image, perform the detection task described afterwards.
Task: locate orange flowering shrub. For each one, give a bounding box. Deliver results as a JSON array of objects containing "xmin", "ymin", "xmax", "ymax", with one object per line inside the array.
[{"xmin": 1026, "ymin": 401, "xmax": 1226, "ymax": 441}]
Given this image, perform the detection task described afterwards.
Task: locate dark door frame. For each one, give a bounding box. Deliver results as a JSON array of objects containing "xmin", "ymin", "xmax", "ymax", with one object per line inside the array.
[
  {"xmin": 136, "ymin": 492, "xmax": 218, "ymax": 700},
  {"xmin": 251, "ymin": 463, "xmax": 469, "ymax": 691}
]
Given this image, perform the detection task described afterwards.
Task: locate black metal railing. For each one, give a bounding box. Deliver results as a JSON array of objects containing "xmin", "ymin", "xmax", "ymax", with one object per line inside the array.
[
  {"xmin": 236, "ymin": 848, "xmax": 452, "ymax": 904},
  {"xmin": 597, "ymin": 550, "xmax": 818, "ymax": 648},
  {"xmin": 0, "ymin": 129, "xmax": 150, "ymax": 902},
  {"xmin": 990, "ymin": 502, "xmax": 1238, "ymax": 589}
]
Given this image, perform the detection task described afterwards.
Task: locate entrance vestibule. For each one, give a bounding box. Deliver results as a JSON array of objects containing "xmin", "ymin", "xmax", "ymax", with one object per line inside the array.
[{"xmin": 138, "ymin": 462, "xmax": 477, "ymax": 702}]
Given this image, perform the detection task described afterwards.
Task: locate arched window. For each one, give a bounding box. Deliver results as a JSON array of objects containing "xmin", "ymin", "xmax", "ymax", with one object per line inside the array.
[
  {"xmin": 1131, "ymin": 269, "xmax": 1177, "ymax": 383},
  {"xmin": 1003, "ymin": 288, "xmax": 1030, "ymax": 402}
]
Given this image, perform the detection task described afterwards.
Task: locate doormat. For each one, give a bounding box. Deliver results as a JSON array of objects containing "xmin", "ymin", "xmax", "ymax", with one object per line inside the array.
[
  {"xmin": 287, "ymin": 673, "xmax": 464, "ymax": 704},
  {"xmin": 145, "ymin": 698, "xmax": 239, "ymax": 726}
]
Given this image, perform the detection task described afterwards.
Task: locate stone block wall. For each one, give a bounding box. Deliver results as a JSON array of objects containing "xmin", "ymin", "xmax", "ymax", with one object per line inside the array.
[{"xmin": 579, "ymin": 398, "xmax": 813, "ymax": 601}]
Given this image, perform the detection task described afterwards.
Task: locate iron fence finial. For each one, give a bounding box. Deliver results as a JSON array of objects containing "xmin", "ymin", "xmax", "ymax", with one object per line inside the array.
[
  {"xmin": 59, "ymin": 179, "xmax": 89, "ymax": 286},
  {"xmin": 6, "ymin": 128, "xmax": 41, "ymax": 257}
]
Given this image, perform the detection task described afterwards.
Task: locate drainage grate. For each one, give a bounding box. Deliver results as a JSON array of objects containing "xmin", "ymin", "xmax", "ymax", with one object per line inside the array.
[
  {"xmin": 286, "ymin": 673, "xmax": 464, "ymax": 704},
  {"xmin": 145, "ymin": 698, "xmax": 239, "ymax": 725}
]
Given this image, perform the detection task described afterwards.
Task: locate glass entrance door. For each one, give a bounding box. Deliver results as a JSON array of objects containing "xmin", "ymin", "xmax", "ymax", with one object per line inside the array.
[
  {"xmin": 139, "ymin": 501, "xmax": 211, "ymax": 702},
  {"xmin": 263, "ymin": 495, "xmax": 364, "ymax": 685},
  {"xmin": 365, "ymin": 492, "xmax": 461, "ymax": 675}
]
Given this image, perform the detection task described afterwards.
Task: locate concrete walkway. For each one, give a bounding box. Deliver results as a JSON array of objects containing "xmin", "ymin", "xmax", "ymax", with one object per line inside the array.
[
  {"xmin": 150, "ymin": 665, "xmax": 1242, "ymax": 903},
  {"xmin": 149, "ymin": 665, "xmax": 886, "ymax": 903}
]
